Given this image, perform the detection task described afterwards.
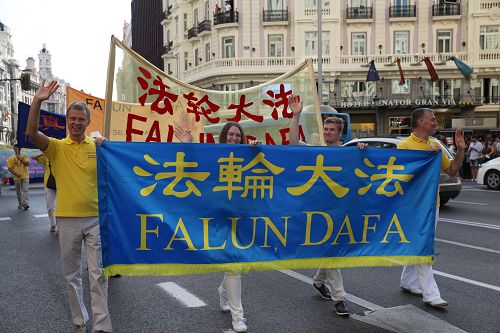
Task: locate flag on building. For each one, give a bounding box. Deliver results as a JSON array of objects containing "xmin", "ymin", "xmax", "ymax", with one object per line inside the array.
[
  {"xmin": 449, "ymin": 56, "xmax": 474, "ymax": 79},
  {"xmin": 396, "ymin": 58, "xmax": 405, "ymax": 85},
  {"xmin": 366, "ymin": 60, "xmax": 380, "ymax": 81},
  {"xmin": 422, "ymin": 57, "xmax": 439, "ymax": 82}
]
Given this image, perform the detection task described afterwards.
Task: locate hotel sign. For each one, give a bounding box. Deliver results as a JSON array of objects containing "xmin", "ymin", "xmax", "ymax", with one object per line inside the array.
[{"xmin": 340, "ymin": 98, "xmax": 457, "ymax": 108}]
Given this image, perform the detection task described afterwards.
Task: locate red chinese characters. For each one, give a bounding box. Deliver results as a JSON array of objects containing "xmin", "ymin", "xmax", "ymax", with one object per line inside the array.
[
  {"xmin": 227, "ymin": 95, "xmax": 263, "ymax": 123},
  {"xmin": 262, "ymin": 84, "xmax": 293, "ymax": 120},
  {"xmin": 183, "ymin": 92, "xmax": 220, "ymax": 124},
  {"xmin": 137, "ymin": 67, "xmax": 179, "ymax": 115}
]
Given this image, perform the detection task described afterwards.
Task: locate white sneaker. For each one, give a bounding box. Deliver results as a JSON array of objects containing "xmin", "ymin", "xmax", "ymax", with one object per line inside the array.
[
  {"xmin": 426, "ymin": 297, "xmax": 448, "ymax": 308},
  {"xmin": 232, "ymin": 317, "xmax": 247, "ymax": 332},
  {"xmin": 217, "ymin": 286, "xmax": 230, "ymax": 312}
]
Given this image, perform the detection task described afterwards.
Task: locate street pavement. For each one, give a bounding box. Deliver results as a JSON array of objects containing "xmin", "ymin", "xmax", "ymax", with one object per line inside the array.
[{"xmin": 0, "ymin": 180, "xmax": 499, "ymax": 333}]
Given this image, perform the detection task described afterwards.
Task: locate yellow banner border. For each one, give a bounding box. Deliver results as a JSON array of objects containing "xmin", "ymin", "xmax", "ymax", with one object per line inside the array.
[{"xmin": 103, "ymin": 255, "xmax": 433, "ymax": 278}]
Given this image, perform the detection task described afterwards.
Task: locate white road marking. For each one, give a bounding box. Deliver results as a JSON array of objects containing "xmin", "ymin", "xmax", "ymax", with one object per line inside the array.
[
  {"xmin": 436, "ymin": 238, "xmax": 500, "ymax": 254},
  {"xmin": 461, "ymin": 188, "xmax": 500, "ymax": 193},
  {"xmin": 449, "ymin": 200, "xmax": 488, "ymax": 206},
  {"xmin": 434, "ymin": 270, "xmax": 500, "ymax": 292},
  {"xmin": 157, "ymin": 282, "xmax": 206, "ymax": 308},
  {"xmin": 33, "ymin": 214, "xmax": 48, "ymax": 218},
  {"xmin": 0, "ymin": 217, "xmax": 12, "ymax": 221},
  {"xmin": 439, "ymin": 218, "xmax": 500, "ymax": 230},
  {"xmin": 279, "ymin": 270, "xmax": 383, "ymax": 311}
]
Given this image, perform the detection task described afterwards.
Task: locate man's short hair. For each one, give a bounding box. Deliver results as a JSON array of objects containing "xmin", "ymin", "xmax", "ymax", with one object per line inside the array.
[
  {"xmin": 66, "ymin": 102, "xmax": 91, "ymax": 120},
  {"xmin": 411, "ymin": 108, "xmax": 433, "ymax": 129},
  {"xmin": 323, "ymin": 116, "xmax": 344, "ymax": 134}
]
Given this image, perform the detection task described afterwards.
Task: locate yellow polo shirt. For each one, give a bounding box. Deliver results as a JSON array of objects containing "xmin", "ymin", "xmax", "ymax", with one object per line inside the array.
[
  {"xmin": 36, "ymin": 155, "xmax": 51, "ymax": 186},
  {"xmin": 397, "ymin": 133, "xmax": 451, "ymax": 207},
  {"xmin": 43, "ymin": 136, "xmax": 98, "ymax": 217},
  {"xmin": 7, "ymin": 154, "xmax": 30, "ymax": 180}
]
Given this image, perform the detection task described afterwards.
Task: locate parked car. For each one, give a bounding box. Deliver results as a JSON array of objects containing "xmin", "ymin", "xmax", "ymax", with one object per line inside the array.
[
  {"xmin": 343, "ymin": 137, "xmax": 462, "ymax": 206},
  {"xmin": 477, "ymin": 157, "xmax": 500, "ymax": 190}
]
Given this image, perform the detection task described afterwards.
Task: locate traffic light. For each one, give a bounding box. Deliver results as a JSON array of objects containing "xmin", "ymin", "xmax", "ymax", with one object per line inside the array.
[{"xmin": 20, "ymin": 73, "xmax": 31, "ymax": 91}]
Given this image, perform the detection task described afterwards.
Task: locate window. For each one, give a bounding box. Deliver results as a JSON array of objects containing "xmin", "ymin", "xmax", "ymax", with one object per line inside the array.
[
  {"xmin": 205, "ymin": 1, "xmax": 210, "ymax": 20},
  {"xmin": 205, "ymin": 43, "xmax": 211, "ymax": 61},
  {"xmin": 394, "ymin": 31, "xmax": 409, "ymax": 54},
  {"xmin": 268, "ymin": 0, "xmax": 283, "ymax": 9},
  {"xmin": 440, "ymin": 79, "xmax": 453, "ymax": 98},
  {"xmin": 184, "ymin": 51, "xmax": 189, "ymax": 70},
  {"xmin": 222, "ymin": 37, "xmax": 235, "ymax": 58},
  {"xmin": 305, "ymin": 0, "xmax": 330, "ymax": 6},
  {"xmin": 0, "ymin": 86, "xmax": 4, "ymax": 104},
  {"xmin": 195, "ymin": 48, "xmax": 199, "ymax": 66},
  {"xmin": 268, "ymin": 35, "xmax": 283, "ymax": 57},
  {"xmin": 184, "ymin": 13, "xmax": 188, "ymax": 32},
  {"xmin": 392, "ymin": 79, "xmax": 410, "ymax": 94},
  {"xmin": 351, "ymin": 32, "xmax": 366, "ymax": 55},
  {"xmin": 341, "ymin": 81, "xmax": 376, "ymax": 98},
  {"xmin": 480, "ymin": 26, "xmax": 500, "ymax": 50},
  {"xmin": 193, "ymin": 9, "xmax": 198, "ymax": 26},
  {"xmin": 437, "ymin": 30, "xmax": 452, "ymax": 53},
  {"xmin": 394, "ymin": 0, "xmax": 410, "ymax": 6},
  {"xmin": 352, "ymin": 0, "xmax": 367, "ymax": 6},
  {"xmin": 305, "ymin": 31, "xmax": 330, "ymax": 56},
  {"xmin": 174, "ymin": 16, "xmax": 179, "ymax": 35}
]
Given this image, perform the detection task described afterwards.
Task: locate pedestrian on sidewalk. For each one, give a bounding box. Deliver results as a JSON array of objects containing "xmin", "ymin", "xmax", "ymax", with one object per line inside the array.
[
  {"xmin": 398, "ymin": 108, "xmax": 465, "ymax": 308},
  {"xmin": 32, "ymin": 153, "xmax": 57, "ymax": 232},
  {"xmin": 7, "ymin": 144, "xmax": 30, "ymax": 210},
  {"xmin": 26, "ymin": 80, "xmax": 113, "ymax": 333}
]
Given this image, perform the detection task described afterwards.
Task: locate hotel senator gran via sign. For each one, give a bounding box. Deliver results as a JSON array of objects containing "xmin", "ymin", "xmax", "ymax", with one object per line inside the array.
[{"xmin": 340, "ymin": 98, "xmax": 457, "ymax": 108}]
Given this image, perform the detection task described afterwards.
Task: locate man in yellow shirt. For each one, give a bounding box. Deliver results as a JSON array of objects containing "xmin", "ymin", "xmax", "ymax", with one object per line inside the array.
[
  {"xmin": 7, "ymin": 145, "xmax": 30, "ymax": 209},
  {"xmin": 398, "ymin": 108, "xmax": 465, "ymax": 308},
  {"xmin": 26, "ymin": 80, "xmax": 112, "ymax": 333}
]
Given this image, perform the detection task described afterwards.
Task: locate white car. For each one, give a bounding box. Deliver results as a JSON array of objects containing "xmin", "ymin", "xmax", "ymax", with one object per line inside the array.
[{"xmin": 477, "ymin": 157, "xmax": 500, "ymax": 190}]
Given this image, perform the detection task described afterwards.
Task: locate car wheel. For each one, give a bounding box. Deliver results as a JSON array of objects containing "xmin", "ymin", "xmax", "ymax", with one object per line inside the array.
[{"xmin": 485, "ymin": 170, "xmax": 500, "ymax": 190}]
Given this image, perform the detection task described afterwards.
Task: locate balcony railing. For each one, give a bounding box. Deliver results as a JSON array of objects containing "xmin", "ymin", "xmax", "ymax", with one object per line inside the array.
[
  {"xmin": 197, "ymin": 19, "xmax": 211, "ymax": 34},
  {"xmin": 389, "ymin": 5, "xmax": 416, "ymax": 18},
  {"xmin": 163, "ymin": 41, "xmax": 173, "ymax": 54},
  {"xmin": 263, "ymin": 9, "xmax": 288, "ymax": 22},
  {"xmin": 432, "ymin": 4, "xmax": 461, "ymax": 16},
  {"xmin": 346, "ymin": 6, "xmax": 373, "ymax": 19},
  {"xmin": 163, "ymin": 5, "xmax": 172, "ymax": 20},
  {"xmin": 214, "ymin": 11, "xmax": 239, "ymax": 25},
  {"xmin": 304, "ymin": 7, "xmax": 331, "ymax": 16},
  {"xmin": 187, "ymin": 26, "xmax": 198, "ymax": 39},
  {"xmin": 480, "ymin": 1, "xmax": 500, "ymax": 11}
]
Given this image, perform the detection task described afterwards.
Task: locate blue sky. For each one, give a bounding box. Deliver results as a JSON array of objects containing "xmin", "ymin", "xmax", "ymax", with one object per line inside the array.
[{"xmin": 0, "ymin": 0, "xmax": 130, "ymax": 96}]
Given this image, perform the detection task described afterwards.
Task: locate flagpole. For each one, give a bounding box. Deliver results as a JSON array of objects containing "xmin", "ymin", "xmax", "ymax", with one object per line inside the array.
[{"xmin": 317, "ymin": 0, "xmax": 322, "ymax": 104}]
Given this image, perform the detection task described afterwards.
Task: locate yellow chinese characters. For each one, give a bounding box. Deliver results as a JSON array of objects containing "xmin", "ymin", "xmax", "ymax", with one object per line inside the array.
[
  {"xmin": 213, "ymin": 152, "xmax": 284, "ymax": 199},
  {"xmin": 355, "ymin": 157, "xmax": 414, "ymax": 197},
  {"xmin": 287, "ymin": 154, "xmax": 349, "ymax": 198},
  {"xmin": 133, "ymin": 152, "xmax": 210, "ymax": 198}
]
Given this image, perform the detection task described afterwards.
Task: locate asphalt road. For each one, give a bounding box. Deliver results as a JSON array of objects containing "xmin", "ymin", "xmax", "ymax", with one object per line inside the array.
[{"xmin": 0, "ymin": 180, "xmax": 499, "ymax": 333}]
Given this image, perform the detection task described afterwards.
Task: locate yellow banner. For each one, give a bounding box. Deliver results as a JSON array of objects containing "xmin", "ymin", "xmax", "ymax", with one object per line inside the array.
[{"xmin": 101, "ymin": 36, "xmax": 322, "ymax": 145}]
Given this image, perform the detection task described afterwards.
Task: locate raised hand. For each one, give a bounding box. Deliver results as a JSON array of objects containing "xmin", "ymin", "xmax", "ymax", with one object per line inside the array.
[
  {"xmin": 174, "ymin": 126, "xmax": 193, "ymax": 143},
  {"xmin": 35, "ymin": 80, "xmax": 59, "ymax": 101},
  {"xmin": 454, "ymin": 128, "xmax": 466, "ymax": 151},
  {"xmin": 288, "ymin": 94, "xmax": 303, "ymax": 117}
]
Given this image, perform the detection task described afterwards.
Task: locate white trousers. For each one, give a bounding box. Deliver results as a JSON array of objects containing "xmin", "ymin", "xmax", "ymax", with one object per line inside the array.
[
  {"xmin": 57, "ymin": 216, "xmax": 112, "ymax": 332},
  {"xmin": 44, "ymin": 187, "xmax": 56, "ymax": 227},
  {"xmin": 220, "ymin": 272, "xmax": 244, "ymax": 320},
  {"xmin": 400, "ymin": 209, "xmax": 441, "ymax": 303},
  {"xmin": 14, "ymin": 178, "xmax": 29, "ymax": 207},
  {"xmin": 313, "ymin": 268, "xmax": 346, "ymax": 302}
]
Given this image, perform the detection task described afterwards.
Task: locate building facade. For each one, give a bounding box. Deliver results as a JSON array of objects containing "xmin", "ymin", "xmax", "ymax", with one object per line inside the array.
[
  {"xmin": 37, "ymin": 45, "xmax": 67, "ymax": 115},
  {"xmin": 0, "ymin": 21, "xmax": 20, "ymax": 146},
  {"xmin": 160, "ymin": 0, "xmax": 500, "ymax": 138},
  {"xmin": 131, "ymin": 0, "xmax": 165, "ymax": 71}
]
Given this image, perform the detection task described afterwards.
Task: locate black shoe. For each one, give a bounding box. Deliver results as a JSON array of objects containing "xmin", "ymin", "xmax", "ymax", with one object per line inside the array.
[
  {"xmin": 23, "ymin": 204, "xmax": 29, "ymax": 210},
  {"xmin": 334, "ymin": 300, "xmax": 350, "ymax": 316},
  {"xmin": 111, "ymin": 274, "xmax": 121, "ymax": 278},
  {"xmin": 313, "ymin": 283, "xmax": 331, "ymax": 300}
]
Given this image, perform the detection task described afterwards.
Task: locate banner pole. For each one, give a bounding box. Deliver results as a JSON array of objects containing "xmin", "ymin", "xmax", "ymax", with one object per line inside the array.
[
  {"xmin": 308, "ymin": 59, "xmax": 325, "ymax": 146},
  {"xmin": 103, "ymin": 36, "xmax": 117, "ymax": 139}
]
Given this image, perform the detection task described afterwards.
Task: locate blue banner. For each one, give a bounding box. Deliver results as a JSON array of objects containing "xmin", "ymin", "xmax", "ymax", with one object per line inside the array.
[
  {"xmin": 16, "ymin": 101, "xmax": 66, "ymax": 149},
  {"xmin": 97, "ymin": 142, "xmax": 441, "ymax": 277}
]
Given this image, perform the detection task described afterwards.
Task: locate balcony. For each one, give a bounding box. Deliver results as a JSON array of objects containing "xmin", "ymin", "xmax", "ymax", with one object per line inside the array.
[
  {"xmin": 197, "ymin": 19, "xmax": 211, "ymax": 36},
  {"xmin": 214, "ymin": 11, "xmax": 239, "ymax": 26},
  {"xmin": 163, "ymin": 41, "xmax": 173, "ymax": 54},
  {"xmin": 304, "ymin": 7, "xmax": 331, "ymax": 16},
  {"xmin": 187, "ymin": 26, "xmax": 198, "ymax": 40},
  {"xmin": 346, "ymin": 6, "xmax": 373, "ymax": 20},
  {"xmin": 263, "ymin": 9, "xmax": 288, "ymax": 22},
  {"xmin": 480, "ymin": 1, "xmax": 500, "ymax": 11},
  {"xmin": 389, "ymin": 5, "xmax": 416, "ymax": 18},
  {"xmin": 432, "ymin": 4, "xmax": 461, "ymax": 16}
]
